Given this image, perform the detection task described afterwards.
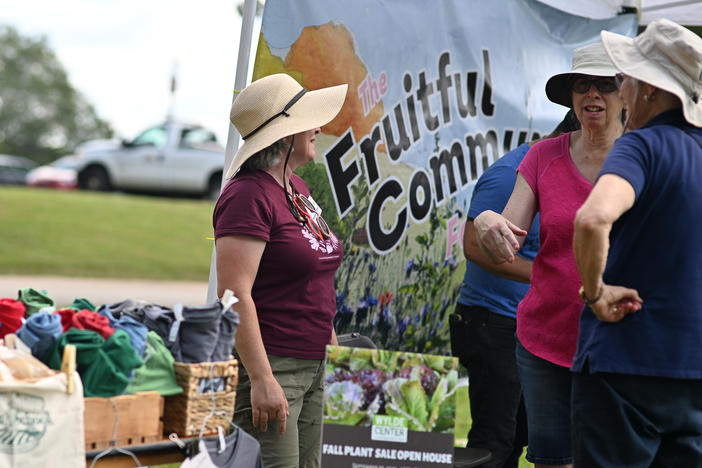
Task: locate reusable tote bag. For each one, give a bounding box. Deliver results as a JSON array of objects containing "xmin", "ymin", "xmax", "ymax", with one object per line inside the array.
[{"xmin": 0, "ymin": 370, "xmax": 85, "ymax": 468}]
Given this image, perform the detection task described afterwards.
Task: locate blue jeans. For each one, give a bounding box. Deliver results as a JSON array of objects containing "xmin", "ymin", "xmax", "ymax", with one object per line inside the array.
[
  {"xmin": 572, "ymin": 370, "xmax": 702, "ymax": 467},
  {"xmin": 515, "ymin": 339, "xmax": 572, "ymax": 465},
  {"xmin": 450, "ymin": 304, "xmax": 527, "ymax": 468}
]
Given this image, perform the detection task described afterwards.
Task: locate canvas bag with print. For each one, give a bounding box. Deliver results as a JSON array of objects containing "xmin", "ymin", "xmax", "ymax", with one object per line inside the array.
[{"xmin": 0, "ymin": 370, "xmax": 85, "ymax": 468}]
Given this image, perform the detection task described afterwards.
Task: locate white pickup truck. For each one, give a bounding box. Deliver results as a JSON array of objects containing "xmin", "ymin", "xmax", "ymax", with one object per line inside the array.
[{"xmin": 75, "ymin": 121, "xmax": 225, "ymax": 199}]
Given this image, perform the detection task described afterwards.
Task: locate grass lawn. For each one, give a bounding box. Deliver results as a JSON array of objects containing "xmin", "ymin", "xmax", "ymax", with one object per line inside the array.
[{"xmin": 0, "ymin": 186, "xmax": 215, "ymax": 281}]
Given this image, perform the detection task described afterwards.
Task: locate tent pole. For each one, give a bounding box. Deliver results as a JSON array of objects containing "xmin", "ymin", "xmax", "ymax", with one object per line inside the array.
[{"xmin": 206, "ymin": 0, "xmax": 258, "ymax": 304}]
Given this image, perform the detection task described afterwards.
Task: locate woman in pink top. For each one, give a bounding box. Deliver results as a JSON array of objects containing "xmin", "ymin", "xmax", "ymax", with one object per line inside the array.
[{"xmin": 474, "ymin": 43, "xmax": 624, "ymax": 468}]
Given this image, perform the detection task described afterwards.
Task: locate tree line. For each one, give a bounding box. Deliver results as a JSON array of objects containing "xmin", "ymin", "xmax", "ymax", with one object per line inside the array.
[{"xmin": 0, "ymin": 25, "xmax": 113, "ymax": 165}]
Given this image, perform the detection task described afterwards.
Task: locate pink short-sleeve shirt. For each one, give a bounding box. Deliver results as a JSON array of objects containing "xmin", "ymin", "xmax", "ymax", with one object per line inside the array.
[{"xmin": 517, "ymin": 132, "xmax": 592, "ymax": 367}]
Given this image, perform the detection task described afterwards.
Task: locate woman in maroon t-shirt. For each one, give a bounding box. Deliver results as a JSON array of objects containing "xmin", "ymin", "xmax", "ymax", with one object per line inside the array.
[{"xmin": 213, "ymin": 73, "xmax": 347, "ymax": 468}]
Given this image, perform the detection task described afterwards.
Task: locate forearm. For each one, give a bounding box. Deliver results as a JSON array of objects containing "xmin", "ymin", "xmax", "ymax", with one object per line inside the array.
[
  {"xmin": 465, "ymin": 218, "xmax": 531, "ymax": 282},
  {"xmin": 473, "ymin": 210, "xmax": 522, "ymax": 263},
  {"xmin": 233, "ymin": 295, "xmax": 274, "ymax": 382},
  {"xmin": 472, "ymin": 177, "xmax": 537, "ymax": 265},
  {"xmin": 573, "ymin": 209, "xmax": 611, "ymax": 297},
  {"xmin": 469, "ymin": 251, "xmax": 532, "ymax": 283},
  {"xmin": 572, "ymin": 175, "xmax": 642, "ymax": 321},
  {"xmin": 574, "ymin": 174, "xmax": 637, "ymax": 298}
]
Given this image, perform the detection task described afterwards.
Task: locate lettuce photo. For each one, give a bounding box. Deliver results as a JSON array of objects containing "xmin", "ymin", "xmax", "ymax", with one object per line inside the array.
[
  {"xmin": 323, "ymin": 346, "xmax": 466, "ymax": 433},
  {"xmin": 324, "ymin": 380, "xmax": 367, "ymax": 425}
]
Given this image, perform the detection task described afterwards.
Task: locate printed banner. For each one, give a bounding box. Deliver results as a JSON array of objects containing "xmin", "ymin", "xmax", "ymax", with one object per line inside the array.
[
  {"xmin": 254, "ymin": 0, "xmax": 637, "ymax": 354},
  {"xmin": 322, "ymin": 345, "xmax": 465, "ymax": 467}
]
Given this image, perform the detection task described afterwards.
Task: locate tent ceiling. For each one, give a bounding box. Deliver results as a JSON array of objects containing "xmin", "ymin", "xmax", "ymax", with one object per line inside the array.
[{"xmin": 535, "ymin": 0, "xmax": 702, "ymax": 25}]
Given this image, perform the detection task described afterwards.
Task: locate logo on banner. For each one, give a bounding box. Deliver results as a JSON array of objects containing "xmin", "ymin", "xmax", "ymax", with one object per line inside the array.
[{"xmin": 371, "ymin": 415, "xmax": 408, "ymax": 442}]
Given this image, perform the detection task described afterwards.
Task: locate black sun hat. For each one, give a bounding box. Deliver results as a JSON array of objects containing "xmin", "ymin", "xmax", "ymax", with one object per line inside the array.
[{"xmin": 545, "ymin": 42, "xmax": 619, "ymax": 108}]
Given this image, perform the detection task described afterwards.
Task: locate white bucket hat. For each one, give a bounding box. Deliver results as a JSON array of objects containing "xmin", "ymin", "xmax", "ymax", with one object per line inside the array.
[
  {"xmin": 601, "ymin": 19, "xmax": 702, "ymax": 127},
  {"xmin": 225, "ymin": 73, "xmax": 348, "ymax": 179},
  {"xmin": 545, "ymin": 42, "xmax": 619, "ymax": 108}
]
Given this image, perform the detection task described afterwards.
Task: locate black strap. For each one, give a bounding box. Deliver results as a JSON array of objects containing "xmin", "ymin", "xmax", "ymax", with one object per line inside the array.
[{"xmin": 241, "ymin": 89, "xmax": 307, "ymax": 140}]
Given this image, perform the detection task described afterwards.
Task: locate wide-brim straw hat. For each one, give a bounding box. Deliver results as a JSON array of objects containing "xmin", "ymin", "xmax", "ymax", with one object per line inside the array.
[
  {"xmin": 225, "ymin": 73, "xmax": 348, "ymax": 179},
  {"xmin": 545, "ymin": 42, "xmax": 619, "ymax": 108},
  {"xmin": 601, "ymin": 19, "xmax": 702, "ymax": 127}
]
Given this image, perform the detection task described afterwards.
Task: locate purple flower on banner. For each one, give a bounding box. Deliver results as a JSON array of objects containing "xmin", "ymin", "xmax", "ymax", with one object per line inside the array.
[
  {"xmin": 422, "ymin": 303, "xmax": 429, "ymax": 317},
  {"xmin": 405, "ymin": 259, "xmax": 414, "ymax": 278}
]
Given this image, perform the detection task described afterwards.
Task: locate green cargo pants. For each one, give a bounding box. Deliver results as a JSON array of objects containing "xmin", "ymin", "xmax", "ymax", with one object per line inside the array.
[{"xmin": 234, "ymin": 355, "xmax": 325, "ymax": 468}]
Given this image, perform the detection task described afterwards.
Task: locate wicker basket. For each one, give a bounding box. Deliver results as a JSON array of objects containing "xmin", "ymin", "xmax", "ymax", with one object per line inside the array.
[{"xmin": 162, "ymin": 359, "xmax": 238, "ymax": 436}]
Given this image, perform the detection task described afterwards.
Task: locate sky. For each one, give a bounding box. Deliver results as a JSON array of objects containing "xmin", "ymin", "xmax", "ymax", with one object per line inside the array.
[{"xmin": 0, "ymin": 0, "xmax": 261, "ymax": 145}]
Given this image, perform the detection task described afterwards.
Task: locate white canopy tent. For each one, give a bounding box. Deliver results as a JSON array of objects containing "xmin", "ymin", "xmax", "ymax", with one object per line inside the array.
[{"xmin": 536, "ymin": 0, "xmax": 702, "ymax": 25}]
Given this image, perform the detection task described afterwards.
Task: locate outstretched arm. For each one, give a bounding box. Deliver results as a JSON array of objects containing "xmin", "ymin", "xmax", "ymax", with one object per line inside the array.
[
  {"xmin": 473, "ymin": 174, "xmax": 537, "ymax": 264},
  {"xmin": 464, "ymin": 219, "xmax": 532, "ymax": 283}
]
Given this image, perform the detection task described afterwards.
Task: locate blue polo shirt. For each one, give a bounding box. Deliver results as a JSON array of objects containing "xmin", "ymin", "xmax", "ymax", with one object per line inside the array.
[
  {"xmin": 458, "ymin": 143, "xmax": 540, "ymax": 319},
  {"xmin": 572, "ymin": 109, "xmax": 702, "ymax": 378}
]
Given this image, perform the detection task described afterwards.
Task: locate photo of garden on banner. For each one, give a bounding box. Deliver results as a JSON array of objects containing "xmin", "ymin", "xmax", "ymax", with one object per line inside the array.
[{"xmin": 321, "ymin": 345, "xmax": 468, "ymax": 467}]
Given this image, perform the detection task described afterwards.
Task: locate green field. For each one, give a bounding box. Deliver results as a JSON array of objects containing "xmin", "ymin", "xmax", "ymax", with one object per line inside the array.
[{"xmin": 0, "ymin": 186, "xmax": 215, "ymax": 281}]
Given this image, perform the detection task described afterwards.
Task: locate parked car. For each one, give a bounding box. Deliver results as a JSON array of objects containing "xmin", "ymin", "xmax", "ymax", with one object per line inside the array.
[
  {"xmin": 75, "ymin": 121, "xmax": 226, "ymax": 199},
  {"xmin": 0, "ymin": 154, "xmax": 36, "ymax": 185},
  {"xmin": 25, "ymin": 155, "xmax": 79, "ymax": 189}
]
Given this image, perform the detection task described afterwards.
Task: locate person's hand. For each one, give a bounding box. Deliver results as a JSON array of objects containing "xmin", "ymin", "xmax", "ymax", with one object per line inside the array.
[
  {"xmin": 590, "ymin": 284, "xmax": 643, "ymax": 322},
  {"xmin": 250, "ymin": 374, "xmax": 289, "ymax": 434},
  {"xmin": 473, "ymin": 210, "xmax": 528, "ymax": 263}
]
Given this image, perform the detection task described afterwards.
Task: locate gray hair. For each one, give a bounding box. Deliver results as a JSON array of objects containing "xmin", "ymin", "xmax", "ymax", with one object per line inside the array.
[{"xmin": 241, "ymin": 138, "xmax": 287, "ymax": 171}]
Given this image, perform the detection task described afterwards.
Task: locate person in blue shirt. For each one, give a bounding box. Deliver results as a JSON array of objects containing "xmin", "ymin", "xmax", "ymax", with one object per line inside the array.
[
  {"xmin": 450, "ymin": 110, "xmax": 579, "ymax": 467},
  {"xmin": 572, "ymin": 19, "xmax": 702, "ymax": 466}
]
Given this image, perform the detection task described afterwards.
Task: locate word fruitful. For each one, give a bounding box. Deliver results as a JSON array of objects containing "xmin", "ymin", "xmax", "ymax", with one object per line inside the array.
[{"xmin": 325, "ymin": 49, "xmax": 540, "ymax": 253}]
